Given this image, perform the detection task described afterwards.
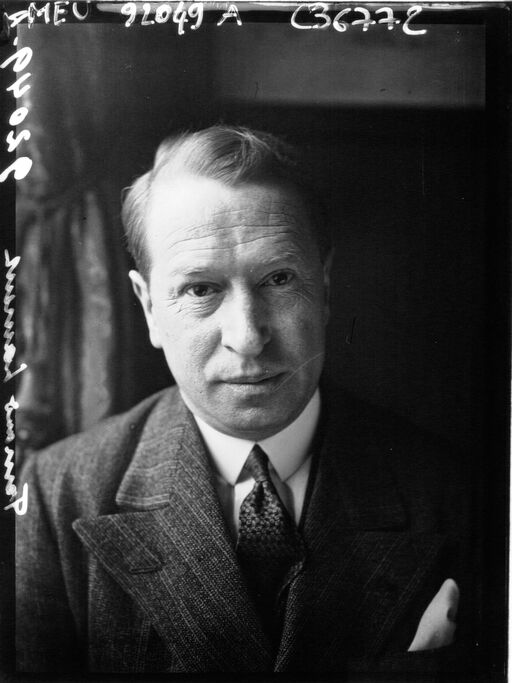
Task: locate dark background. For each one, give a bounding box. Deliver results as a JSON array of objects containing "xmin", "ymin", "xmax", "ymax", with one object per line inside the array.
[{"xmin": 5, "ymin": 5, "xmax": 509, "ymax": 678}]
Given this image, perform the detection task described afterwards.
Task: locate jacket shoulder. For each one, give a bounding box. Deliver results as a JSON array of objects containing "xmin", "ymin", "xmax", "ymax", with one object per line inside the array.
[
  {"xmin": 327, "ymin": 383, "xmax": 467, "ymax": 473},
  {"xmin": 21, "ymin": 387, "xmax": 181, "ymax": 519},
  {"xmin": 324, "ymin": 382, "xmax": 471, "ymax": 531}
]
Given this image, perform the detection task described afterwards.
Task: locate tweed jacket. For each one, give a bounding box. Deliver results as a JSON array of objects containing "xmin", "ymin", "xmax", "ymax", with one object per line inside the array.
[{"xmin": 16, "ymin": 384, "xmax": 478, "ymax": 676}]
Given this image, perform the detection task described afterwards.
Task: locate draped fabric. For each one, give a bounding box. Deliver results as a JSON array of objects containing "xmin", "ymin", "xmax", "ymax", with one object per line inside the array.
[{"xmin": 16, "ymin": 25, "xmax": 139, "ymax": 458}]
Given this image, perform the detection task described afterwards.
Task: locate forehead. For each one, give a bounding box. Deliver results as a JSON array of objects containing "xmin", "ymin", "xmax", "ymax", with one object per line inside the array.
[{"xmin": 144, "ymin": 175, "xmax": 316, "ymax": 264}]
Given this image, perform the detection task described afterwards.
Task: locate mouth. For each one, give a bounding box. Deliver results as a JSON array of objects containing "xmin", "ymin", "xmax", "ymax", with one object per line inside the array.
[{"xmin": 222, "ymin": 372, "xmax": 285, "ymax": 386}]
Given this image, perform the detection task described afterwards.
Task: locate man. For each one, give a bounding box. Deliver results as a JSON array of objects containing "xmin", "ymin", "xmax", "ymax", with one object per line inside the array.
[{"xmin": 16, "ymin": 125, "xmax": 477, "ymax": 675}]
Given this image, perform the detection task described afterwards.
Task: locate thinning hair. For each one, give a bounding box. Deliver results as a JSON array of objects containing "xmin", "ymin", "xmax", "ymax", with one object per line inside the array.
[{"xmin": 121, "ymin": 125, "xmax": 331, "ymax": 280}]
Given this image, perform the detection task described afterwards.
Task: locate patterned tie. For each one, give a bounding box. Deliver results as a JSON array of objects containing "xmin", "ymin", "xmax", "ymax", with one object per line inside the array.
[{"xmin": 236, "ymin": 444, "xmax": 306, "ymax": 645}]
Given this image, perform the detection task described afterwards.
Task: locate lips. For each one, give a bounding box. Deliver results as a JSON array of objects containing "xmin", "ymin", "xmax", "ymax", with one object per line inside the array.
[{"xmin": 221, "ymin": 372, "xmax": 284, "ymax": 385}]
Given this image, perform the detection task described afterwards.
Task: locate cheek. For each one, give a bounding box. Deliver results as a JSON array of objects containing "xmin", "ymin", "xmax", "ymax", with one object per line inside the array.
[
  {"xmin": 153, "ymin": 308, "xmax": 217, "ymax": 374},
  {"xmin": 279, "ymin": 281, "xmax": 327, "ymax": 325},
  {"xmin": 277, "ymin": 306, "xmax": 326, "ymax": 356}
]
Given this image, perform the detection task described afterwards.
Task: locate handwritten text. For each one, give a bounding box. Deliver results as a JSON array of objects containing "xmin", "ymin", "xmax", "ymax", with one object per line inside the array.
[
  {"xmin": 7, "ymin": 2, "xmax": 91, "ymax": 29},
  {"xmin": 4, "ymin": 396, "xmax": 28, "ymax": 515},
  {"xmin": 4, "ymin": 251, "xmax": 27, "ymax": 383},
  {"xmin": 291, "ymin": 4, "xmax": 426, "ymax": 34},
  {"xmin": 0, "ymin": 34, "xmax": 33, "ymax": 183},
  {"xmin": 3, "ymin": 254, "xmax": 28, "ymax": 515}
]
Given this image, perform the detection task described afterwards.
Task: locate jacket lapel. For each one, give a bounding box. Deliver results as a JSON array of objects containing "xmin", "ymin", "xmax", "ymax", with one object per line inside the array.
[
  {"xmin": 73, "ymin": 389, "xmax": 272, "ymax": 672},
  {"xmin": 276, "ymin": 393, "xmax": 449, "ymax": 672}
]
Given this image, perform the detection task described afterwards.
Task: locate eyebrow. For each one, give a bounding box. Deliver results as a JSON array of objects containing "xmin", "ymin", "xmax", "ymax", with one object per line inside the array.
[{"xmin": 168, "ymin": 268, "xmax": 215, "ymax": 280}]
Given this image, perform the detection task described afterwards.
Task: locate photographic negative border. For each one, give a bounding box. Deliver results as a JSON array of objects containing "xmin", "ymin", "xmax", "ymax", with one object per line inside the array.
[{"xmin": 1, "ymin": 2, "xmax": 510, "ymax": 679}]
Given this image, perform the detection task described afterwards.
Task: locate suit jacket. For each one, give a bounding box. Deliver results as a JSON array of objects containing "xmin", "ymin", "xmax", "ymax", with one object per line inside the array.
[{"xmin": 16, "ymin": 384, "xmax": 479, "ymax": 676}]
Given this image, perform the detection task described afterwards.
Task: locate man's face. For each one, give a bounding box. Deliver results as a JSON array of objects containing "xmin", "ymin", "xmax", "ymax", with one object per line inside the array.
[{"xmin": 130, "ymin": 174, "xmax": 331, "ymax": 440}]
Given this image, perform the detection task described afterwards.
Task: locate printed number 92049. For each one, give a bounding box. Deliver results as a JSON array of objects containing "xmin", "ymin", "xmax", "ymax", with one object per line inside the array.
[
  {"xmin": 291, "ymin": 4, "xmax": 426, "ymax": 35},
  {"xmin": 121, "ymin": 2, "xmax": 203, "ymax": 33}
]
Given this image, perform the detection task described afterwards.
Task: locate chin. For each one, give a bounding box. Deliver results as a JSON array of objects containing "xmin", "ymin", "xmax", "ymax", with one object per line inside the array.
[{"xmin": 214, "ymin": 405, "xmax": 302, "ymax": 441}]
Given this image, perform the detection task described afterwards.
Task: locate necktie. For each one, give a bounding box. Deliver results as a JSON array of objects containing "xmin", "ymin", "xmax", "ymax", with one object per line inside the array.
[{"xmin": 236, "ymin": 445, "xmax": 306, "ymax": 645}]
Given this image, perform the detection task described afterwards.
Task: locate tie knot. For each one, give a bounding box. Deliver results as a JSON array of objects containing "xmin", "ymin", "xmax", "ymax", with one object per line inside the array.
[{"xmin": 245, "ymin": 445, "xmax": 271, "ymax": 484}]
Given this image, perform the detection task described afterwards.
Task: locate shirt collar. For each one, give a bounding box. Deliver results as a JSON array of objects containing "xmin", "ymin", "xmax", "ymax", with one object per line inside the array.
[{"xmin": 191, "ymin": 389, "xmax": 321, "ymax": 486}]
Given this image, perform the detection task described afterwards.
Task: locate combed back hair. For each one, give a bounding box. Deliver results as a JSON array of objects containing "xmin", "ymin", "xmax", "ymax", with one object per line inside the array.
[{"xmin": 121, "ymin": 125, "xmax": 331, "ymax": 280}]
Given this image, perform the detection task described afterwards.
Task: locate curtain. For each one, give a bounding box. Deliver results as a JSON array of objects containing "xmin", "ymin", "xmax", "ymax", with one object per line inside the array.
[{"xmin": 16, "ymin": 25, "xmax": 137, "ymax": 458}]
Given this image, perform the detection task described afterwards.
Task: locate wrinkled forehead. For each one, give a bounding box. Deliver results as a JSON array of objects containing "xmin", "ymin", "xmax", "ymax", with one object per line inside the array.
[{"xmin": 145, "ymin": 175, "xmax": 317, "ymax": 253}]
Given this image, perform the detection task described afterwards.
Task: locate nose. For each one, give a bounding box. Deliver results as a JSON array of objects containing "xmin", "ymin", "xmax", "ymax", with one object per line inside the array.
[{"xmin": 220, "ymin": 289, "xmax": 271, "ymax": 358}]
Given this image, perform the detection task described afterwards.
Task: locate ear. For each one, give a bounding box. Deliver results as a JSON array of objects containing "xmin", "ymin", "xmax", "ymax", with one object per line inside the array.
[
  {"xmin": 322, "ymin": 249, "xmax": 334, "ymax": 324},
  {"xmin": 129, "ymin": 270, "xmax": 163, "ymax": 349}
]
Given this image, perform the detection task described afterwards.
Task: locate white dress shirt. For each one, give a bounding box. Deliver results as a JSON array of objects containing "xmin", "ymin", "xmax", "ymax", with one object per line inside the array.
[{"xmin": 191, "ymin": 390, "xmax": 321, "ymax": 539}]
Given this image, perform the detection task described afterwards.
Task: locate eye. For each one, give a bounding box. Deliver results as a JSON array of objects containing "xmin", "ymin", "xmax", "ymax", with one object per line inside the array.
[
  {"xmin": 185, "ymin": 283, "xmax": 216, "ymax": 298},
  {"xmin": 262, "ymin": 271, "xmax": 294, "ymax": 287}
]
